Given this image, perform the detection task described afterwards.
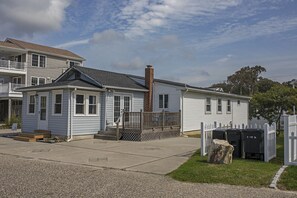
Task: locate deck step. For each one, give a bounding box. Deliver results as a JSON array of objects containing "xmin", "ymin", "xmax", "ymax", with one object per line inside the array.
[
  {"xmin": 94, "ymin": 134, "xmax": 118, "ymax": 141},
  {"xmin": 19, "ymin": 133, "xmax": 46, "ymax": 139},
  {"xmin": 13, "ymin": 136, "xmax": 36, "ymax": 142}
]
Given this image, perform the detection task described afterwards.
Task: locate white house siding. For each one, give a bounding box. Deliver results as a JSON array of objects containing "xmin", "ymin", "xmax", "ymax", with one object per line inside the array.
[
  {"xmin": 71, "ymin": 90, "xmax": 101, "ymax": 135},
  {"xmin": 47, "ymin": 89, "xmax": 69, "ymax": 136},
  {"xmin": 183, "ymin": 91, "xmax": 249, "ymax": 132},
  {"xmin": 105, "ymin": 90, "xmax": 144, "ymax": 127},
  {"xmin": 22, "ymin": 92, "xmax": 38, "ymax": 133},
  {"xmin": 153, "ymin": 82, "xmax": 182, "ymax": 112}
]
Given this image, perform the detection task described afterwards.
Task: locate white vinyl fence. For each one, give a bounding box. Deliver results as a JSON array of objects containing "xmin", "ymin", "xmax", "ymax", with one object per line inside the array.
[
  {"xmin": 284, "ymin": 115, "xmax": 297, "ymax": 165},
  {"xmin": 200, "ymin": 122, "xmax": 277, "ymax": 162}
]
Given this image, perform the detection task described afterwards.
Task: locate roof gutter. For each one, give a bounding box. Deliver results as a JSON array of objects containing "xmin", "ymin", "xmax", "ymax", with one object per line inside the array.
[
  {"xmin": 104, "ymin": 85, "xmax": 148, "ymax": 92},
  {"xmin": 17, "ymin": 85, "xmax": 106, "ymax": 92},
  {"xmin": 186, "ymin": 87, "xmax": 251, "ymax": 100}
]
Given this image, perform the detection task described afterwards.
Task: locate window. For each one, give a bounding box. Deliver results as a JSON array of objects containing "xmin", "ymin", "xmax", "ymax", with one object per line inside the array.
[
  {"xmin": 114, "ymin": 96, "xmax": 120, "ymax": 122},
  {"xmin": 39, "ymin": 78, "xmax": 45, "ymax": 85},
  {"xmin": 31, "ymin": 77, "xmax": 38, "ymax": 86},
  {"xmin": 206, "ymin": 97, "xmax": 211, "ymax": 113},
  {"xmin": 54, "ymin": 93, "xmax": 62, "ymax": 114},
  {"xmin": 76, "ymin": 94, "xmax": 84, "ymax": 114},
  {"xmin": 39, "ymin": 55, "xmax": 46, "ymax": 67},
  {"xmin": 31, "ymin": 54, "xmax": 46, "ymax": 67},
  {"xmin": 69, "ymin": 61, "xmax": 81, "ymax": 67},
  {"xmin": 237, "ymin": 100, "xmax": 241, "ymax": 105},
  {"xmin": 12, "ymin": 77, "xmax": 22, "ymax": 84},
  {"xmin": 32, "ymin": 54, "xmax": 39, "ymax": 67},
  {"xmin": 88, "ymin": 95, "xmax": 97, "ymax": 114},
  {"xmin": 227, "ymin": 100, "xmax": 231, "ymax": 113},
  {"xmin": 159, "ymin": 94, "xmax": 169, "ymax": 109},
  {"xmin": 28, "ymin": 95, "xmax": 35, "ymax": 114},
  {"xmin": 31, "ymin": 77, "xmax": 46, "ymax": 86},
  {"xmin": 217, "ymin": 98, "xmax": 222, "ymax": 113}
]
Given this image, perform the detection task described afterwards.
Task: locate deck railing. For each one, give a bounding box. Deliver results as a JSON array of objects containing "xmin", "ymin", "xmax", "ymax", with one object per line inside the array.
[
  {"xmin": 0, "ymin": 83, "xmax": 25, "ymax": 95},
  {"xmin": 123, "ymin": 110, "xmax": 181, "ymax": 131},
  {"xmin": 0, "ymin": 60, "xmax": 27, "ymax": 71}
]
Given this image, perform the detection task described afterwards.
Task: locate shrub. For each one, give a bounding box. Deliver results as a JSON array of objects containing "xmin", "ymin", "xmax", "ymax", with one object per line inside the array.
[{"xmin": 4, "ymin": 115, "xmax": 22, "ymax": 128}]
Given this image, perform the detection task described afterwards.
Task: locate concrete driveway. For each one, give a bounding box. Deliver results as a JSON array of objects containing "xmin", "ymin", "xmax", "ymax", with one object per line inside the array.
[{"xmin": 0, "ymin": 135, "xmax": 199, "ymax": 175}]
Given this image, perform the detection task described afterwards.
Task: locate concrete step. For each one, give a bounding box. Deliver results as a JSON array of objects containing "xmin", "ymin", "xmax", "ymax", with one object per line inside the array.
[
  {"xmin": 94, "ymin": 133, "xmax": 118, "ymax": 141},
  {"xmin": 13, "ymin": 136, "xmax": 36, "ymax": 142}
]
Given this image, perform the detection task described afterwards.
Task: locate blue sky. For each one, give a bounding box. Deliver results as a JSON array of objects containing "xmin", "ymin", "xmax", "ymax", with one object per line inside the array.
[{"xmin": 1, "ymin": 0, "xmax": 297, "ymax": 86}]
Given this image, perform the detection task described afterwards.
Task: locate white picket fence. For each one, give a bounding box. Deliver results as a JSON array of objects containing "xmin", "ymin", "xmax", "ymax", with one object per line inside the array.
[
  {"xmin": 200, "ymin": 122, "xmax": 277, "ymax": 162},
  {"xmin": 284, "ymin": 115, "xmax": 297, "ymax": 165}
]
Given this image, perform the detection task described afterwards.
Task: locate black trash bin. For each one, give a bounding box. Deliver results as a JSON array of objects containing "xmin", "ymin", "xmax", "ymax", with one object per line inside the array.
[
  {"xmin": 242, "ymin": 129, "xmax": 264, "ymax": 161},
  {"xmin": 212, "ymin": 129, "xmax": 226, "ymax": 140},
  {"xmin": 226, "ymin": 129, "xmax": 242, "ymax": 158}
]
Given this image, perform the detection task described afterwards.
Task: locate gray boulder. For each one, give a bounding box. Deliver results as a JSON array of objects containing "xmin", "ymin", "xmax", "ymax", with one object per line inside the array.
[{"xmin": 207, "ymin": 139, "xmax": 234, "ymax": 164}]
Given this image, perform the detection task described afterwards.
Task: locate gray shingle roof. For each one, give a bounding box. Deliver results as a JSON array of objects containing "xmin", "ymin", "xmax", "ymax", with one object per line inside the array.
[
  {"xmin": 73, "ymin": 66, "xmax": 147, "ymax": 91},
  {"xmin": 18, "ymin": 80, "xmax": 98, "ymax": 91}
]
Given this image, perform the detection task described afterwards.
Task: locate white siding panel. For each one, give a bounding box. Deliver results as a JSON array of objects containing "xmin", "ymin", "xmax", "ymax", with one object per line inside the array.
[
  {"xmin": 153, "ymin": 82, "xmax": 181, "ymax": 112},
  {"xmin": 183, "ymin": 91, "xmax": 249, "ymax": 132},
  {"xmin": 22, "ymin": 92, "xmax": 38, "ymax": 132}
]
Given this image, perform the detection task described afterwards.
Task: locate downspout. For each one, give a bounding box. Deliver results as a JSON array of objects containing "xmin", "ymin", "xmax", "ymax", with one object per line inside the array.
[
  {"xmin": 67, "ymin": 88, "xmax": 76, "ymax": 142},
  {"xmin": 181, "ymin": 84, "xmax": 189, "ymax": 133},
  {"xmin": 104, "ymin": 90, "xmax": 108, "ymax": 131}
]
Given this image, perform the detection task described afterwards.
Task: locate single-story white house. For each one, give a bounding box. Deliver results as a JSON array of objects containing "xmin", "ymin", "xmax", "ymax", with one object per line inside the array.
[{"xmin": 18, "ymin": 65, "xmax": 250, "ymax": 140}]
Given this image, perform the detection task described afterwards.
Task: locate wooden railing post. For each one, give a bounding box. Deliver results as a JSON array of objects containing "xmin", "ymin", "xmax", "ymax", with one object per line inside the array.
[
  {"xmin": 162, "ymin": 110, "xmax": 165, "ymax": 131},
  {"xmin": 116, "ymin": 122, "xmax": 119, "ymax": 141},
  {"xmin": 140, "ymin": 110, "xmax": 143, "ymax": 132},
  {"xmin": 122, "ymin": 110, "xmax": 125, "ymax": 131}
]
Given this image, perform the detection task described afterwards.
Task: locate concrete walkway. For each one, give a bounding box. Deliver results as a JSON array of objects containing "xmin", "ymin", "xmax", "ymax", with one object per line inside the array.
[{"xmin": 0, "ymin": 136, "xmax": 199, "ymax": 175}]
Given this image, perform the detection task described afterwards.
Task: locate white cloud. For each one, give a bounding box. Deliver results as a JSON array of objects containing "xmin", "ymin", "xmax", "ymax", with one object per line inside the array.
[
  {"xmin": 0, "ymin": 0, "xmax": 70, "ymax": 38},
  {"xmin": 55, "ymin": 39, "xmax": 89, "ymax": 48},
  {"xmin": 90, "ymin": 29, "xmax": 126, "ymax": 44},
  {"xmin": 196, "ymin": 17, "xmax": 297, "ymax": 50},
  {"xmin": 119, "ymin": 0, "xmax": 241, "ymax": 37},
  {"xmin": 112, "ymin": 57, "xmax": 144, "ymax": 70}
]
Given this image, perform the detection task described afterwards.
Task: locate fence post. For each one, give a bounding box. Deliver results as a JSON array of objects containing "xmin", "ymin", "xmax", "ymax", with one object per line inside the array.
[
  {"xmin": 116, "ymin": 122, "xmax": 119, "ymax": 141},
  {"xmin": 140, "ymin": 110, "xmax": 143, "ymax": 132},
  {"xmin": 219, "ymin": 123, "xmax": 222, "ymax": 128},
  {"xmin": 201, "ymin": 122, "xmax": 204, "ymax": 156},
  {"xmin": 284, "ymin": 115, "xmax": 289, "ymax": 165},
  {"xmin": 162, "ymin": 110, "xmax": 165, "ymax": 131},
  {"xmin": 214, "ymin": 121, "xmax": 217, "ymax": 129},
  {"xmin": 264, "ymin": 123, "xmax": 268, "ymax": 162}
]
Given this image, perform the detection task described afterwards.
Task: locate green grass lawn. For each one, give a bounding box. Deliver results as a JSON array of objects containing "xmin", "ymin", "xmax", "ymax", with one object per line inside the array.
[
  {"xmin": 169, "ymin": 132, "xmax": 285, "ymax": 188},
  {"xmin": 278, "ymin": 166, "xmax": 297, "ymax": 190}
]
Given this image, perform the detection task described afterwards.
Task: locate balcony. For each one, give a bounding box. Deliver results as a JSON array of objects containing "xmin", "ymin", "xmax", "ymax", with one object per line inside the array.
[
  {"xmin": 0, "ymin": 83, "xmax": 25, "ymax": 98},
  {"xmin": 0, "ymin": 60, "xmax": 27, "ymax": 74}
]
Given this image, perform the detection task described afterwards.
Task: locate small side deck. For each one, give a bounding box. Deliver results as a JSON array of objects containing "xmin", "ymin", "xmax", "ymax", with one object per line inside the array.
[{"xmin": 121, "ymin": 111, "xmax": 181, "ymax": 141}]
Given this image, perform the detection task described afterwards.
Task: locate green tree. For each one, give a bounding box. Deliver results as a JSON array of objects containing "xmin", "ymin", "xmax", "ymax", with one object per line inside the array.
[
  {"xmin": 211, "ymin": 65, "xmax": 267, "ymax": 96},
  {"xmin": 227, "ymin": 65, "xmax": 266, "ymax": 96},
  {"xmin": 256, "ymin": 77, "xmax": 280, "ymax": 93},
  {"xmin": 250, "ymin": 84, "xmax": 297, "ymax": 129}
]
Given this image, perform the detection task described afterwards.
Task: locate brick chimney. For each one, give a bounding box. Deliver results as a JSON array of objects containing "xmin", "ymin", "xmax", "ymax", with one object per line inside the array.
[{"xmin": 144, "ymin": 65, "xmax": 154, "ymax": 112}]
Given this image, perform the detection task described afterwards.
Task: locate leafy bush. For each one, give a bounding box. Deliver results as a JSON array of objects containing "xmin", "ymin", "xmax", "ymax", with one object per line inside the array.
[{"xmin": 4, "ymin": 115, "xmax": 22, "ymax": 128}]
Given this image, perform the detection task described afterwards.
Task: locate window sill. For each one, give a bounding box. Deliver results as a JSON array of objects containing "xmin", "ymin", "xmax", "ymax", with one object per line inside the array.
[
  {"xmin": 205, "ymin": 112, "xmax": 211, "ymax": 115},
  {"xmin": 27, "ymin": 113, "xmax": 35, "ymax": 116},
  {"xmin": 226, "ymin": 112, "xmax": 231, "ymax": 114},
  {"xmin": 217, "ymin": 112, "xmax": 222, "ymax": 114}
]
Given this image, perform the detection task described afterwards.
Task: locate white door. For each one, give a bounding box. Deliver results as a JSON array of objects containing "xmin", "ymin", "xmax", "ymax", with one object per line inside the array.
[
  {"xmin": 113, "ymin": 95, "xmax": 131, "ymax": 124},
  {"xmin": 38, "ymin": 92, "xmax": 49, "ymax": 130}
]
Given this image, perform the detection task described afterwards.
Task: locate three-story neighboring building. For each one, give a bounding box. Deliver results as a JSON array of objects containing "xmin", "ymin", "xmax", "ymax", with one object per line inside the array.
[{"xmin": 0, "ymin": 38, "xmax": 85, "ymax": 123}]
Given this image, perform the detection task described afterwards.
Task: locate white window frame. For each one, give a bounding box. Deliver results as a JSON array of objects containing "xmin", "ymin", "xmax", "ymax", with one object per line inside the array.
[
  {"xmin": 227, "ymin": 99, "xmax": 231, "ymax": 114},
  {"xmin": 74, "ymin": 91, "xmax": 99, "ymax": 116},
  {"xmin": 205, "ymin": 97, "xmax": 211, "ymax": 114},
  {"xmin": 217, "ymin": 98, "xmax": 222, "ymax": 114},
  {"xmin": 159, "ymin": 94, "xmax": 169, "ymax": 109},
  {"xmin": 31, "ymin": 76, "xmax": 46, "ymax": 86},
  {"xmin": 12, "ymin": 76, "xmax": 22, "ymax": 84},
  {"xmin": 68, "ymin": 60, "xmax": 81, "ymax": 67},
  {"xmin": 52, "ymin": 90, "xmax": 63, "ymax": 116},
  {"xmin": 31, "ymin": 53, "xmax": 47, "ymax": 67},
  {"xmin": 88, "ymin": 95, "xmax": 98, "ymax": 115},
  {"xmin": 27, "ymin": 92, "xmax": 36, "ymax": 115}
]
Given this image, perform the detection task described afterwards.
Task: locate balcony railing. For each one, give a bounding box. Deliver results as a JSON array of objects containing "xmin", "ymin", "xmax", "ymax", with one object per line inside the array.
[
  {"xmin": 0, "ymin": 83, "xmax": 25, "ymax": 96},
  {"xmin": 0, "ymin": 60, "xmax": 27, "ymax": 71}
]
